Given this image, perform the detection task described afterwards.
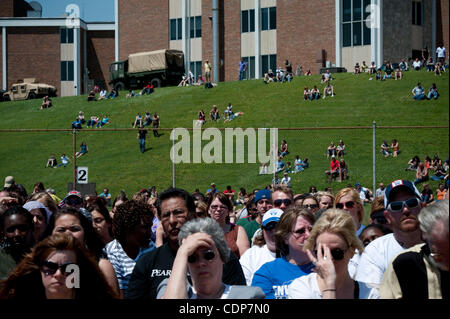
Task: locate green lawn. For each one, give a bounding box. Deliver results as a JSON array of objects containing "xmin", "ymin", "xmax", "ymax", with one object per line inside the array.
[{"xmin": 0, "ymin": 69, "xmax": 448, "ymax": 216}]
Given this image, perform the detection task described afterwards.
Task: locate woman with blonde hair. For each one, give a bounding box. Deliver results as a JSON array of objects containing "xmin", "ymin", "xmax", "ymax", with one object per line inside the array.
[
  {"xmin": 288, "ymin": 209, "xmax": 378, "ymax": 299},
  {"xmin": 334, "ymin": 188, "xmax": 365, "ymax": 236},
  {"xmin": 316, "ymin": 191, "xmax": 334, "ymax": 210}
]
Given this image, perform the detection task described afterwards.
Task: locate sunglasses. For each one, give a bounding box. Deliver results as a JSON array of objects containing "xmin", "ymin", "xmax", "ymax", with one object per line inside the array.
[
  {"xmin": 336, "ymin": 201, "xmax": 356, "ymax": 209},
  {"xmin": 274, "ymin": 199, "xmax": 292, "ymax": 207},
  {"xmin": 302, "ymin": 204, "xmax": 318, "ymax": 209},
  {"xmin": 210, "ymin": 205, "xmax": 228, "ymax": 211},
  {"xmin": 387, "ymin": 198, "xmax": 420, "ymax": 213},
  {"xmin": 66, "ymin": 198, "xmax": 82, "ymax": 206},
  {"xmin": 5, "ymin": 224, "xmax": 29, "ymax": 234},
  {"xmin": 293, "ymin": 226, "xmax": 312, "ymax": 236},
  {"xmin": 41, "ymin": 261, "xmax": 76, "ymax": 276},
  {"xmin": 314, "ymin": 248, "xmax": 347, "ymax": 261},
  {"xmin": 187, "ymin": 250, "xmax": 216, "ymax": 264}
]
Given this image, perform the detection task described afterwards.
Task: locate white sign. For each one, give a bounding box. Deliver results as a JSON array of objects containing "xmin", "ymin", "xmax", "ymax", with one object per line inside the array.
[{"xmin": 77, "ymin": 167, "xmax": 88, "ymax": 184}]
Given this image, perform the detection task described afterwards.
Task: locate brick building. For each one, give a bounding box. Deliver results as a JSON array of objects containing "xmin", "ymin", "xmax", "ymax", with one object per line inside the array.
[
  {"xmin": 0, "ymin": 0, "xmax": 115, "ymax": 96},
  {"xmin": 116, "ymin": 0, "xmax": 448, "ymax": 82},
  {"xmin": 1, "ymin": 0, "xmax": 448, "ymax": 95}
]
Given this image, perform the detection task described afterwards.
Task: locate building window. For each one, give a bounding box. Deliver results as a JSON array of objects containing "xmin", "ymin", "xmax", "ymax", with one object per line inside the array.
[
  {"xmin": 170, "ymin": 18, "xmax": 182, "ymax": 40},
  {"xmin": 189, "ymin": 61, "xmax": 202, "ymax": 81},
  {"xmin": 190, "ymin": 16, "xmax": 202, "ymax": 38},
  {"xmin": 342, "ymin": 0, "xmax": 371, "ymax": 47},
  {"xmin": 60, "ymin": 28, "xmax": 74, "ymax": 44},
  {"xmin": 241, "ymin": 9, "xmax": 255, "ymax": 33},
  {"xmin": 242, "ymin": 56, "xmax": 255, "ymax": 79},
  {"xmin": 412, "ymin": 1, "xmax": 422, "ymax": 25},
  {"xmin": 261, "ymin": 7, "xmax": 276, "ymax": 31},
  {"xmin": 261, "ymin": 54, "xmax": 276, "ymax": 75},
  {"xmin": 61, "ymin": 61, "xmax": 74, "ymax": 81}
]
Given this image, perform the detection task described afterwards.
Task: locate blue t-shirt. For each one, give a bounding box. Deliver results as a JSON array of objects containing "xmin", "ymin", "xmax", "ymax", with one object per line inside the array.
[{"xmin": 251, "ymin": 257, "xmax": 314, "ymax": 299}]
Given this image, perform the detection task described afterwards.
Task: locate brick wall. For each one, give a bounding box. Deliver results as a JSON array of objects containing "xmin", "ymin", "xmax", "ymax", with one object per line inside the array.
[
  {"xmin": 0, "ymin": 0, "xmax": 14, "ymax": 17},
  {"xmin": 277, "ymin": 0, "xmax": 336, "ymax": 75},
  {"xmin": 86, "ymin": 30, "xmax": 115, "ymax": 90},
  {"xmin": 223, "ymin": 0, "xmax": 241, "ymax": 81},
  {"xmin": 6, "ymin": 27, "xmax": 60, "ymax": 94},
  {"xmin": 383, "ymin": 0, "xmax": 412, "ymax": 62},
  {"xmin": 119, "ymin": 0, "xmax": 169, "ymax": 60},
  {"xmin": 437, "ymin": 0, "xmax": 449, "ymax": 57}
]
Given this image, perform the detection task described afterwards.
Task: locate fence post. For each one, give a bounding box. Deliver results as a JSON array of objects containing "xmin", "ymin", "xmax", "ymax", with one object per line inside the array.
[
  {"xmin": 372, "ymin": 121, "xmax": 376, "ymax": 196},
  {"xmin": 172, "ymin": 133, "xmax": 176, "ymax": 188},
  {"xmin": 73, "ymin": 129, "xmax": 77, "ymax": 191}
]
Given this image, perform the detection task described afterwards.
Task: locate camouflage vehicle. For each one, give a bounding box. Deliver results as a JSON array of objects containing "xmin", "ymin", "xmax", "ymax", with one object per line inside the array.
[{"xmin": 3, "ymin": 78, "xmax": 57, "ymax": 101}]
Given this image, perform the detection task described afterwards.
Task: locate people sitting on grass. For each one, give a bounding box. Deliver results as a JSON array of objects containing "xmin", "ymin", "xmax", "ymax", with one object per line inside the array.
[
  {"xmin": 197, "ymin": 110, "xmax": 206, "ymax": 127},
  {"xmin": 412, "ymin": 57, "xmax": 421, "ymax": 70},
  {"xmin": 325, "ymin": 155, "xmax": 340, "ymax": 182},
  {"xmin": 322, "ymin": 80, "xmax": 334, "ymax": 99},
  {"xmin": 56, "ymin": 154, "xmax": 70, "ymax": 168},
  {"xmin": 46, "ymin": 154, "xmax": 57, "ymax": 168},
  {"xmin": 224, "ymin": 103, "xmax": 233, "ymax": 119},
  {"xmin": 284, "ymin": 161, "xmax": 293, "ymax": 174},
  {"xmin": 96, "ymin": 115, "xmax": 110, "ymax": 128},
  {"xmin": 76, "ymin": 141, "xmax": 88, "ymax": 158},
  {"xmin": 338, "ymin": 158, "xmax": 348, "ymax": 181},
  {"xmin": 368, "ymin": 61, "xmax": 376, "ymax": 74},
  {"xmin": 383, "ymin": 61, "xmax": 393, "ymax": 80},
  {"xmin": 321, "ymin": 70, "xmax": 332, "ymax": 83},
  {"xmin": 360, "ymin": 61, "xmax": 368, "ymax": 73},
  {"xmin": 224, "ymin": 111, "xmax": 244, "ymax": 122},
  {"xmin": 87, "ymin": 90, "xmax": 96, "ymax": 101},
  {"xmin": 133, "ymin": 112, "xmax": 143, "ymax": 128},
  {"xmin": 279, "ymin": 140, "xmax": 289, "ymax": 158},
  {"xmin": 380, "ymin": 140, "xmax": 391, "ymax": 157},
  {"xmin": 434, "ymin": 62, "xmax": 443, "ymax": 76},
  {"xmin": 391, "ymin": 139, "xmax": 400, "ymax": 157},
  {"xmin": 275, "ymin": 156, "xmax": 286, "ymax": 173},
  {"xmin": 336, "ymin": 139, "xmax": 346, "ymax": 158},
  {"xmin": 425, "ymin": 57, "xmax": 434, "ymax": 72},
  {"xmin": 263, "ymin": 73, "xmax": 273, "ymax": 84},
  {"xmin": 327, "ymin": 141, "xmax": 337, "ymax": 158},
  {"xmin": 399, "ymin": 58, "xmax": 409, "ymax": 72},
  {"xmin": 143, "ymin": 111, "xmax": 152, "ymax": 127},
  {"xmin": 210, "ymin": 105, "xmax": 220, "ymax": 122},
  {"xmin": 375, "ymin": 68, "xmax": 383, "ymax": 80},
  {"xmin": 86, "ymin": 115, "xmax": 99, "ymax": 128},
  {"xmin": 394, "ymin": 68, "xmax": 403, "ymax": 80},
  {"xmin": 412, "ymin": 82, "xmax": 426, "ymax": 100},
  {"xmin": 354, "ymin": 182, "xmax": 373, "ymax": 204},
  {"xmin": 310, "ymin": 86, "xmax": 320, "ymax": 100},
  {"xmin": 414, "ymin": 162, "xmax": 429, "ymax": 185},
  {"xmin": 354, "ymin": 62, "xmax": 361, "ymax": 74},
  {"xmin": 72, "ymin": 118, "xmax": 82, "ymax": 129},
  {"xmin": 293, "ymin": 156, "xmax": 308, "ymax": 173},
  {"xmin": 41, "ymin": 96, "xmax": 52, "ymax": 109},
  {"xmin": 280, "ymin": 172, "xmax": 292, "ymax": 188},
  {"xmin": 304, "ymin": 69, "xmax": 312, "ymax": 76},
  {"xmin": 141, "ymin": 83, "xmax": 153, "ymax": 95},
  {"xmin": 126, "ymin": 90, "xmax": 138, "ymax": 98},
  {"xmin": 77, "ymin": 111, "xmax": 85, "ymax": 124},
  {"xmin": 427, "ymin": 83, "xmax": 439, "ymax": 100},
  {"xmin": 405, "ymin": 155, "xmax": 420, "ymax": 171},
  {"xmin": 303, "ymin": 86, "xmax": 311, "ymax": 100},
  {"xmin": 178, "ymin": 74, "xmax": 188, "ymax": 87},
  {"xmin": 106, "ymin": 88, "xmax": 118, "ymax": 99},
  {"xmin": 98, "ymin": 88, "xmax": 107, "ymax": 100}
]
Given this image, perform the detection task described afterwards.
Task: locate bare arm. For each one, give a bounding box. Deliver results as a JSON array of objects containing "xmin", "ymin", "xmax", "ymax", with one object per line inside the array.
[
  {"xmin": 98, "ymin": 258, "xmax": 121, "ymax": 298},
  {"xmin": 236, "ymin": 225, "xmax": 250, "ymax": 257}
]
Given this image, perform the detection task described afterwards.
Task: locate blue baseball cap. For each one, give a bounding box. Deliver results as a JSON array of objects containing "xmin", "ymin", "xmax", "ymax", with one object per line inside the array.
[
  {"xmin": 254, "ymin": 189, "xmax": 271, "ymax": 204},
  {"xmin": 384, "ymin": 179, "xmax": 422, "ymax": 207}
]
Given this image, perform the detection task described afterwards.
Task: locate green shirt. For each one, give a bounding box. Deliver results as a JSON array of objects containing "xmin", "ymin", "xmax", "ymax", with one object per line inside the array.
[
  {"xmin": 243, "ymin": 219, "xmax": 261, "ymax": 243},
  {"xmin": 0, "ymin": 249, "xmax": 16, "ymax": 280}
]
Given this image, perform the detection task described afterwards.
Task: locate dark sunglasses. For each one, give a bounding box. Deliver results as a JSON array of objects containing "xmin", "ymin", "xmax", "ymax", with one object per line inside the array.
[
  {"xmin": 187, "ymin": 250, "xmax": 216, "ymax": 264},
  {"xmin": 314, "ymin": 248, "xmax": 347, "ymax": 261},
  {"xmin": 302, "ymin": 204, "xmax": 318, "ymax": 209},
  {"xmin": 262, "ymin": 222, "xmax": 278, "ymax": 231},
  {"xmin": 41, "ymin": 261, "xmax": 76, "ymax": 276},
  {"xmin": 293, "ymin": 226, "xmax": 312, "ymax": 236},
  {"xmin": 66, "ymin": 198, "xmax": 82, "ymax": 206},
  {"xmin": 336, "ymin": 201, "xmax": 356, "ymax": 209},
  {"xmin": 5, "ymin": 224, "xmax": 29, "ymax": 234},
  {"xmin": 274, "ymin": 199, "xmax": 292, "ymax": 207},
  {"xmin": 387, "ymin": 198, "xmax": 420, "ymax": 213}
]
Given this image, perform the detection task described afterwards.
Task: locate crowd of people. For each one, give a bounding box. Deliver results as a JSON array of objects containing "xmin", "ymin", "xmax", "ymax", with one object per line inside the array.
[{"xmin": 1, "ymin": 174, "xmax": 448, "ymax": 300}]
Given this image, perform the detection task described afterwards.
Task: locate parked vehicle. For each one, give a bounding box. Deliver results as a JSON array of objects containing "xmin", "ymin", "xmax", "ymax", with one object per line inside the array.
[
  {"xmin": 109, "ymin": 49, "xmax": 185, "ymax": 91},
  {"xmin": 3, "ymin": 78, "xmax": 57, "ymax": 101}
]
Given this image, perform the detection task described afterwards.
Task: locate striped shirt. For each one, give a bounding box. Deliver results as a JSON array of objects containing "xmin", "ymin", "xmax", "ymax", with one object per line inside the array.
[{"xmin": 105, "ymin": 239, "xmax": 155, "ymax": 293}]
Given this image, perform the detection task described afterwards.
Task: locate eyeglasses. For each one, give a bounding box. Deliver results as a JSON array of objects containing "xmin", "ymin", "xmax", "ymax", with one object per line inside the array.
[
  {"xmin": 336, "ymin": 201, "xmax": 356, "ymax": 209},
  {"xmin": 274, "ymin": 199, "xmax": 292, "ymax": 207},
  {"xmin": 210, "ymin": 205, "xmax": 228, "ymax": 211},
  {"xmin": 262, "ymin": 222, "xmax": 278, "ymax": 231},
  {"xmin": 293, "ymin": 226, "xmax": 312, "ymax": 236},
  {"xmin": 387, "ymin": 198, "xmax": 420, "ymax": 213},
  {"xmin": 187, "ymin": 250, "xmax": 216, "ymax": 263},
  {"xmin": 302, "ymin": 204, "xmax": 318, "ymax": 210},
  {"xmin": 5, "ymin": 224, "xmax": 29, "ymax": 234},
  {"xmin": 314, "ymin": 248, "xmax": 347, "ymax": 261},
  {"xmin": 41, "ymin": 261, "xmax": 76, "ymax": 276}
]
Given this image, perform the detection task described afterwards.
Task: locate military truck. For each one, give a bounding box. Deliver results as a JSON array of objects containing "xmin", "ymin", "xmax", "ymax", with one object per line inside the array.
[
  {"xmin": 3, "ymin": 78, "xmax": 57, "ymax": 101},
  {"xmin": 109, "ymin": 49, "xmax": 184, "ymax": 91}
]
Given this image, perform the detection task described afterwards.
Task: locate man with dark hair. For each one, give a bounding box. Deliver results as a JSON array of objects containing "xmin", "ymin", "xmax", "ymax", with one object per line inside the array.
[
  {"xmin": 243, "ymin": 189, "xmax": 273, "ymax": 243},
  {"xmin": 127, "ymin": 187, "xmax": 246, "ymax": 299}
]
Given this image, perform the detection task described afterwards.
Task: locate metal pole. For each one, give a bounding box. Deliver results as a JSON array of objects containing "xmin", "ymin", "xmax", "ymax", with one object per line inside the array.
[
  {"xmin": 172, "ymin": 134, "xmax": 176, "ymax": 188},
  {"xmin": 73, "ymin": 129, "xmax": 77, "ymax": 191},
  {"xmin": 372, "ymin": 121, "xmax": 376, "ymax": 196},
  {"xmin": 212, "ymin": 0, "xmax": 219, "ymax": 83}
]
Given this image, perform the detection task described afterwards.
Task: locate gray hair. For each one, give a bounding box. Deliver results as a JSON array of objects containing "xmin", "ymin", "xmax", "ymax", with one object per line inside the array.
[
  {"xmin": 418, "ymin": 199, "xmax": 449, "ymax": 235},
  {"xmin": 178, "ymin": 218, "xmax": 231, "ymax": 262}
]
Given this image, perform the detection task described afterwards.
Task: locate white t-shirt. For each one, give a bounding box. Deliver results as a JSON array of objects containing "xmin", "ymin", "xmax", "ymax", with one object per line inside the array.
[
  {"xmin": 354, "ymin": 233, "xmax": 404, "ymax": 287},
  {"xmin": 288, "ymin": 273, "xmax": 380, "ymax": 299},
  {"xmin": 239, "ymin": 244, "xmax": 276, "ymax": 286},
  {"xmin": 436, "ymin": 47, "xmax": 445, "ymax": 58},
  {"xmin": 413, "ymin": 60, "xmax": 421, "ymax": 68}
]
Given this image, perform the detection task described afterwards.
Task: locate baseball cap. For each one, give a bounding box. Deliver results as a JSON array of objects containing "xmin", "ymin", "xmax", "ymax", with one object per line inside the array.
[
  {"xmin": 262, "ymin": 208, "xmax": 284, "ymax": 227},
  {"xmin": 254, "ymin": 189, "xmax": 271, "ymax": 203},
  {"xmin": 4, "ymin": 176, "xmax": 14, "ymax": 188},
  {"xmin": 355, "ymin": 182, "xmax": 361, "ymax": 187},
  {"xmin": 384, "ymin": 179, "xmax": 422, "ymax": 207},
  {"xmin": 59, "ymin": 190, "xmax": 83, "ymax": 207}
]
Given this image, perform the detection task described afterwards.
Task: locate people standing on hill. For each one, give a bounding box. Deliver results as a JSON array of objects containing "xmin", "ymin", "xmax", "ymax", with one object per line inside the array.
[
  {"xmin": 204, "ymin": 60, "xmax": 212, "ymax": 83},
  {"xmin": 152, "ymin": 113, "xmax": 160, "ymax": 137},
  {"xmin": 238, "ymin": 58, "xmax": 247, "ymax": 81},
  {"xmin": 137, "ymin": 124, "xmax": 148, "ymax": 154}
]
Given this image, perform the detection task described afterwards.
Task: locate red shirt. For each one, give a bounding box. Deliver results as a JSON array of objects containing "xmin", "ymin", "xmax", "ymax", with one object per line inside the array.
[{"xmin": 330, "ymin": 159, "xmax": 340, "ymax": 172}]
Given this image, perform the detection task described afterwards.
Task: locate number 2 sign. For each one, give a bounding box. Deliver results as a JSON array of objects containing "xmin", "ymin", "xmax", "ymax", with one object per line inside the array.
[{"xmin": 77, "ymin": 167, "xmax": 88, "ymax": 184}]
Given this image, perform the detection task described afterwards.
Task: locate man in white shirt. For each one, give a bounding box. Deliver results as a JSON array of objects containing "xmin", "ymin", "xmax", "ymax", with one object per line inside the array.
[
  {"xmin": 280, "ymin": 173, "xmax": 291, "ymax": 188},
  {"xmin": 355, "ymin": 179, "xmax": 425, "ymax": 290},
  {"xmin": 239, "ymin": 208, "xmax": 283, "ymax": 285},
  {"xmin": 412, "ymin": 58, "xmax": 422, "ymax": 70},
  {"xmin": 436, "ymin": 45, "xmax": 446, "ymax": 64},
  {"xmin": 375, "ymin": 183, "xmax": 386, "ymax": 198}
]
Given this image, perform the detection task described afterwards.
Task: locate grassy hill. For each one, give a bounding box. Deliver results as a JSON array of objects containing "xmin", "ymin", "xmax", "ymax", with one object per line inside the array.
[{"xmin": 0, "ymin": 70, "xmax": 448, "ymax": 212}]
